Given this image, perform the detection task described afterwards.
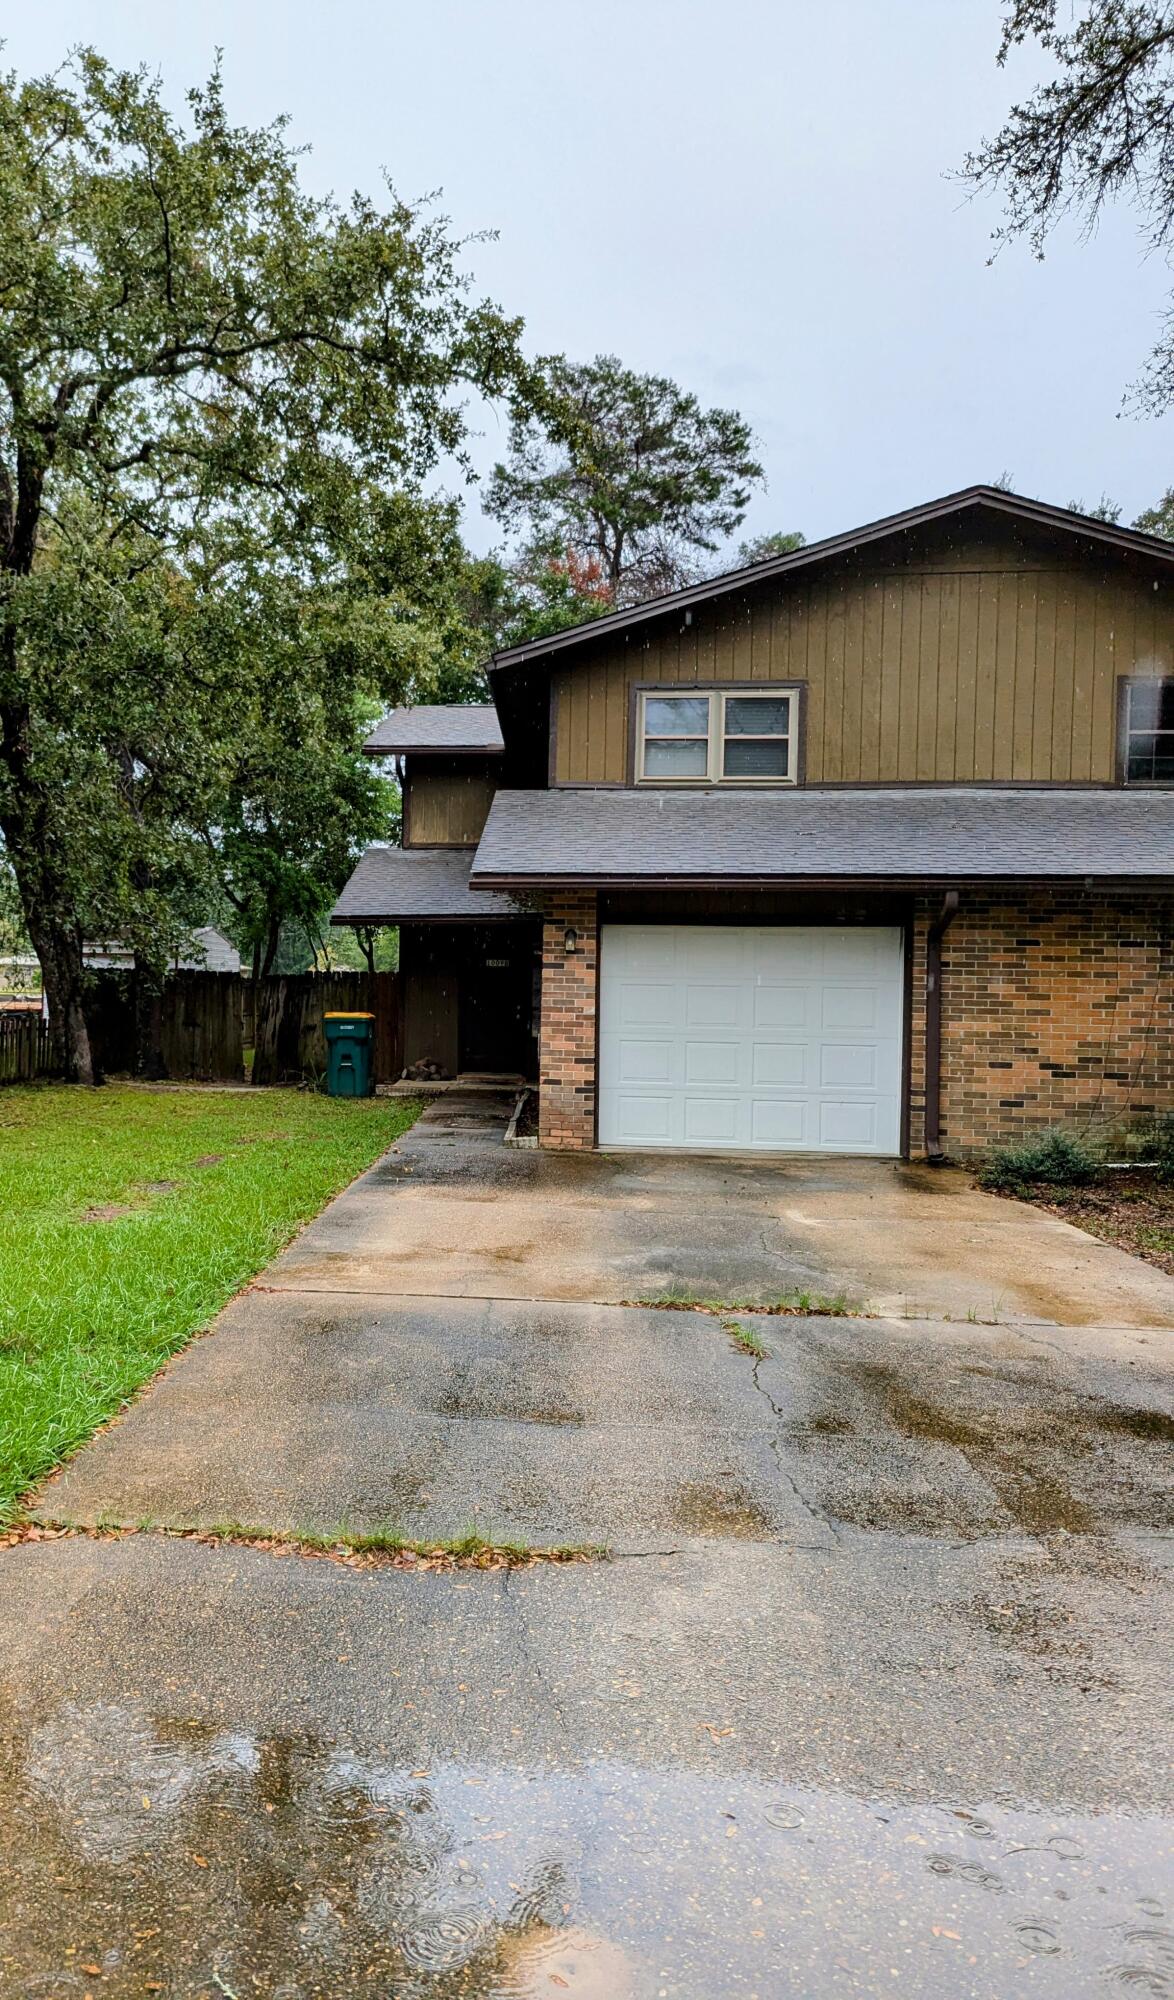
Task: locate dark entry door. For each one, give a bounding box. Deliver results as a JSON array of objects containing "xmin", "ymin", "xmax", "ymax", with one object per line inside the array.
[{"xmin": 458, "ymin": 930, "xmax": 537, "ymax": 1076}]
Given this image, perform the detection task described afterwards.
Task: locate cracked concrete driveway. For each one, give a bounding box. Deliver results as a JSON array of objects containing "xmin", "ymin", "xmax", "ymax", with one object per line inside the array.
[{"xmin": 5, "ymin": 1090, "xmax": 1174, "ymax": 1998}]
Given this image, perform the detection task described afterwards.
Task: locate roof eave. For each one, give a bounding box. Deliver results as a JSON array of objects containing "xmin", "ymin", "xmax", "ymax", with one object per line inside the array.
[
  {"xmin": 362, "ymin": 742, "xmax": 504, "ymax": 759},
  {"xmin": 329, "ymin": 910, "xmax": 531, "ymax": 926},
  {"xmin": 469, "ymin": 870, "xmax": 1170, "ymax": 892}
]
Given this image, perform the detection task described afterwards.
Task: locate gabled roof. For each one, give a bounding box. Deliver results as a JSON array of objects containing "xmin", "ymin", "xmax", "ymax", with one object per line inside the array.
[
  {"xmin": 469, "ymin": 786, "xmax": 1174, "ymax": 887},
  {"xmin": 331, "ymin": 846, "xmax": 528, "ymax": 924},
  {"xmin": 364, "ymin": 705, "xmax": 504, "ymax": 756},
  {"xmin": 488, "ymin": 486, "xmax": 1174, "ymax": 673}
]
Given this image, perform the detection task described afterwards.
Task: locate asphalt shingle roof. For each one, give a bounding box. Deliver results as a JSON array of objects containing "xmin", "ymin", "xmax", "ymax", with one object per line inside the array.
[
  {"xmin": 469, "ymin": 787, "xmax": 1174, "ymax": 884},
  {"xmin": 331, "ymin": 847, "xmax": 528, "ymax": 923},
  {"xmin": 363, "ymin": 706, "xmax": 504, "ymax": 755}
]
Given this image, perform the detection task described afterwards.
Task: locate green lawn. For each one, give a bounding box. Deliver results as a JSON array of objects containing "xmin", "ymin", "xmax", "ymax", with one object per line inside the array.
[{"xmin": 0, "ymin": 1084, "xmax": 420, "ymax": 1518}]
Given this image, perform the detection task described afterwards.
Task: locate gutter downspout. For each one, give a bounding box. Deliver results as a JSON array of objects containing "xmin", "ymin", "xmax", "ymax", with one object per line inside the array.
[{"xmin": 924, "ymin": 889, "xmax": 960, "ymax": 1164}]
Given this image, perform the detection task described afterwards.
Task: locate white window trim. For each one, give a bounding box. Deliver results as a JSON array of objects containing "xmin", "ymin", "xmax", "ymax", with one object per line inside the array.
[
  {"xmin": 1122, "ymin": 676, "xmax": 1174, "ymax": 786},
  {"xmin": 636, "ymin": 687, "xmax": 799, "ymax": 786}
]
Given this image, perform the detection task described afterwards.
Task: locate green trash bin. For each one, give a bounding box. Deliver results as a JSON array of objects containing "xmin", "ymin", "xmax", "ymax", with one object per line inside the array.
[{"xmin": 324, "ymin": 1012, "xmax": 375, "ymax": 1097}]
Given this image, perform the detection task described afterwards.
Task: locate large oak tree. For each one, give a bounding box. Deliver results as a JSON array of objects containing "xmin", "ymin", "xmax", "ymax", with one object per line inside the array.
[{"xmin": 0, "ymin": 51, "xmax": 532, "ymax": 1079}]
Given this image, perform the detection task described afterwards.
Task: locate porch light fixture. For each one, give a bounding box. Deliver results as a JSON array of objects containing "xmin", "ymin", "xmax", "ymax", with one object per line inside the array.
[{"xmin": 563, "ymin": 926, "xmax": 579, "ymax": 955}]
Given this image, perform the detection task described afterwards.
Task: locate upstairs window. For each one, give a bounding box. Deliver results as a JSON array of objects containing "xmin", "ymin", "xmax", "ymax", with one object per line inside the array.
[
  {"xmin": 637, "ymin": 688, "xmax": 798, "ymax": 784},
  {"xmin": 1121, "ymin": 679, "xmax": 1174, "ymax": 784},
  {"xmin": 640, "ymin": 695, "xmax": 711, "ymax": 778}
]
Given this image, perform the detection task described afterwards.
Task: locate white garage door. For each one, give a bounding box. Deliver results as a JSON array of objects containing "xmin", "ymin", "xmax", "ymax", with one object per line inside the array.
[{"xmin": 598, "ymin": 925, "xmax": 904, "ymax": 1155}]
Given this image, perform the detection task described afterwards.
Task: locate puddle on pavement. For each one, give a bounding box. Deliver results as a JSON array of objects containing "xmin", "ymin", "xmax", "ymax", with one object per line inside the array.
[{"xmin": 2, "ymin": 1704, "xmax": 1170, "ymax": 1998}]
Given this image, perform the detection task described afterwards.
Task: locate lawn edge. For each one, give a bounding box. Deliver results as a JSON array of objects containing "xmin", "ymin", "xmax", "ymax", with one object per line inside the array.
[{"xmin": 1, "ymin": 1517, "xmax": 609, "ymax": 1571}]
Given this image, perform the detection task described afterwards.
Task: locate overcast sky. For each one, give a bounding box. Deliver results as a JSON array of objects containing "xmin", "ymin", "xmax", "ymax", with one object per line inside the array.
[{"xmin": 9, "ymin": 1, "xmax": 1174, "ymax": 557}]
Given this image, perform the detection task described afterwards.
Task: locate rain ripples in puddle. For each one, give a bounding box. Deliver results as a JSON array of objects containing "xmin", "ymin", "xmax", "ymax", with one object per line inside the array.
[{"xmin": 1, "ymin": 1699, "xmax": 1171, "ymax": 1998}]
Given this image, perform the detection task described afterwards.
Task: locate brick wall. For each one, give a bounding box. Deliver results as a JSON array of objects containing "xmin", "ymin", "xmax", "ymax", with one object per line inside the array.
[
  {"xmin": 537, "ymin": 891, "xmax": 598, "ymax": 1150},
  {"xmin": 912, "ymin": 887, "xmax": 1174, "ymax": 1158}
]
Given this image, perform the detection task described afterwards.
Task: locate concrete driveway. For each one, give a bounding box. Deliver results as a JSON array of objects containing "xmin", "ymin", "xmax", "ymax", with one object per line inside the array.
[
  {"xmin": 268, "ymin": 1088, "xmax": 1174, "ymax": 1326},
  {"xmin": 4, "ymin": 1091, "xmax": 1173, "ymax": 1998}
]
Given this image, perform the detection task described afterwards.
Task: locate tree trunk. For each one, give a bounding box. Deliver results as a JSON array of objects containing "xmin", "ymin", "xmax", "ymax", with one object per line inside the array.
[
  {"xmin": 133, "ymin": 956, "xmax": 167, "ymax": 1080},
  {"xmin": 260, "ymin": 915, "xmax": 281, "ymax": 978},
  {"xmin": 27, "ymin": 909, "xmax": 95, "ymax": 1084},
  {"xmin": 0, "ymin": 686, "xmax": 96, "ymax": 1084}
]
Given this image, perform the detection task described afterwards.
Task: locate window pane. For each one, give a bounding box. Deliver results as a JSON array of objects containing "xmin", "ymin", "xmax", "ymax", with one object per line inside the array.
[
  {"xmin": 723, "ymin": 737, "xmax": 790, "ymax": 778},
  {"xmin": 644, "ymin": 736, "xmax": 708, "ymax": 777},
  {"xmin": 1126, "ymin": 733, "xmax": 1174, "ymax": 781},
  {"xmin": 644, "ymin": 696, "xmax": 710, "ymax": 737},
  {"xmin": 1128, "ymin": 681, "xmax": 1174, "ymax": 732},
  {"xmin": 725, "ymin": 696, "xmax": 790, "ymax": 736}
]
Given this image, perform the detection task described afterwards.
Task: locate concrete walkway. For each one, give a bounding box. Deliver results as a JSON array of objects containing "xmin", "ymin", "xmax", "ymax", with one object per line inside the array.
[{"xmin": 4, "ymin": 1093, "xmax": 1173, "ymax": 1997}]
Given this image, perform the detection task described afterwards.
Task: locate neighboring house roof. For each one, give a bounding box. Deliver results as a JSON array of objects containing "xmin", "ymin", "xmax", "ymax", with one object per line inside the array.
[
  {"xmin": 488, "ymin": 485, "xmax": 1174, "ymax": 672},
  {"xmin": 185, "ymin": 927, "xmax": 242, "ymax": 973},
  {"xmin": 81, "ymin": 929, "xmax": 242, "ymax": 973},
  {"xmin": 364, "ymin": 705, "xmax": 505, "ymax": 756},
  {"xmin": 330, "ymin": 845, "xmax": 530, "ymax": 924},
  {"xmin": 469, "ymin": 787, "xmax": 1174, "ymax": 886}
]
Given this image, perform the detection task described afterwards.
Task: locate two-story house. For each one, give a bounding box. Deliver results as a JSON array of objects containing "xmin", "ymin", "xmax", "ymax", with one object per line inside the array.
[{"xmin": 332, "ymin": 485, "xmax": 1174, "ymax": 1159}]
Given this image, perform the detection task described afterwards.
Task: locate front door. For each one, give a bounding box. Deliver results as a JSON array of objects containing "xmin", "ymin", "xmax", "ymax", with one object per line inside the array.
[{"xmin": 458, "ymin": 932, "xmax": 537, "ymax": 1076}]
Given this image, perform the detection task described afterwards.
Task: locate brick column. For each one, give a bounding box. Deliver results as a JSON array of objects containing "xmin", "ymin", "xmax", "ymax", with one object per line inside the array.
[{"xmin": 538, "ymin": 891, "xmax": 599, "ymax": 1150}]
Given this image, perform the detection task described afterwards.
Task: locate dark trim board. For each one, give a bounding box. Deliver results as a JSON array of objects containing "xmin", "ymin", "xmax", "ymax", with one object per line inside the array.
[
  {"xmin": 331, "ymin": 913, "xmax": 533, "ymax": 928},
  {"xmin": 473, "ymin": 871, "xmax": 1174, "ymax": 893},
  {"xmin": 900, "ymin": 915, "xmax": 914, "ymax": 1162},
  {"xmin": 366, "ymin": 745, "xmax": 505, "ymax": 761}
]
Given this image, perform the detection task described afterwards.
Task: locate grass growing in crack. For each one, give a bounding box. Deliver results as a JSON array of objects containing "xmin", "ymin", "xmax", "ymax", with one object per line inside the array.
[
  {"xmin": 629, "ymin": 1287, "xmax": 862, "ymax": 1318},
  {"xmin": 4, "ymin": 1515, "xmax": 607, "ymax": 1569},
  {"xmin": 0, "ymin": 1084, "xmax": 422, "ymax": 1518},
  {"xmin": 721, "ymin": 1317, "xmax": 768, "ymax": 1358}
]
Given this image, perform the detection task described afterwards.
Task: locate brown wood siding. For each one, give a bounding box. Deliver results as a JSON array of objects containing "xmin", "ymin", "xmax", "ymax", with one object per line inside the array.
[
  {"xmin": 550, "ymin": 541, "xmax": 1174, "ymax": 787},
  {"xmin": 403, "ymin": 759, "xmax": 498, "ymax": 847}
]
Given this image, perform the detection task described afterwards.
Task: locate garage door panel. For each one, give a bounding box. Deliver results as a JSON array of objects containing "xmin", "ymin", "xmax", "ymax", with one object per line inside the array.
[
  {"xmin": 617, "ymin": 1040, "xmax": 673, "ymax": 1084},
  {"xmin": 819, "ymin": 1043, "xmax": 877, "ymax": 1088},
  {"xmin": 619, "ymin": 937, "xmax": 683, "ymax": 978},
  {"xmin": 750, "ymin": 1100, "xmax": 810, "ymax": 1146},
  {"xmin": 753, "ymin": 986, "xmax": 810, "ymax": 1030},
  {"xmin": 599, "ymin": 925, "xmax": 903, "ymax": 1156},
  {"xmin": 684, "ymin": 1040, "xmax": 741, "ymax": 1085},
  {"xmin": 683, "ymin": 1097, "xmax": 741, "ymax": 1144},
  {"xmin": 751, "ymin": 1042, "xmax": 808, "ymax": 1087},
  {"xmin": 607, "ymin": 1092, "xmax": 675, "ymax": 1143},
  {"xmin": 684, "ymin": 984, "xmax": 744, "ymax": 1029},
  {"xmin": 681, "ymin": 932, "xmax": 742, "ymax": 976},
  {"xmin": 821, "ymin": 986, "xmax": 879, "ymax": 1030},
  {"xmin": 819, "ymin": 1099, "xmax": 888, "ymax": 1149},
  {"xmin": 617, "ymin": 982, "xmax": 678, "ymax": 1029}
]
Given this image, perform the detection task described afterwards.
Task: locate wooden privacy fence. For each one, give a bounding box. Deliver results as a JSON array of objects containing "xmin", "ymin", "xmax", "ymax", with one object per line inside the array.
[
  {"xmin": 73, "ymin": 967, "xmax": 401, "ymax": 1087},
  {"xmin": 162, "ymin": 971, "xmax": 245, "ymax": 1082},
  {"xmin": 0, "ymin": 1013, "xmax": 58, "ymax": 1083},
  {"xmin": 251, "ymin": 971, "xmax": 400, "ymax": 1086}
]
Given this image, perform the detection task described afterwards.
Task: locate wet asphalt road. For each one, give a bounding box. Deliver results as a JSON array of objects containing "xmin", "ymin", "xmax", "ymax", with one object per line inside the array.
[{"xmin": 2, "ymin": 1095, "xmax": 1173, "ymax": 1997}]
